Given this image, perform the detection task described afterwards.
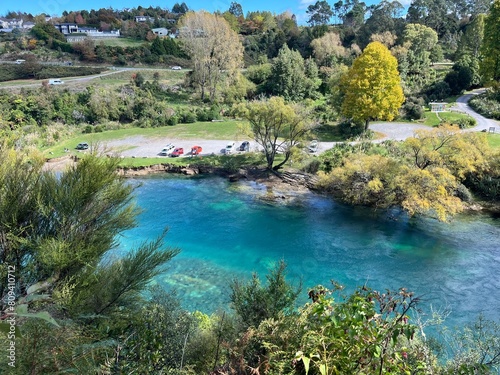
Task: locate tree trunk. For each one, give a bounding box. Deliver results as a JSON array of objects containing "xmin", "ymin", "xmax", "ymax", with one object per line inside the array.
[{"xmin": 365, "ymin": 119, "xmax": 370, "ymax": 132}]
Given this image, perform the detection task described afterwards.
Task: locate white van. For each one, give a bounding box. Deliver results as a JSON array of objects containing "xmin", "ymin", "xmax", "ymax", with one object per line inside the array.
[
  {"xmin": 48, "ymin": 79, "xmax": 64, "ymax": 85},
  {"xmin": 15, "ymin": 59, "xmax": 25, "ymax": 64}
]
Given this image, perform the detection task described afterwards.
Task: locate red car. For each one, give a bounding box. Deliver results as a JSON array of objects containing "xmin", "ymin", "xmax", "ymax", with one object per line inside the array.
[
  {"xmin": 171, "ymin": 147, "xmax": 184, "ymax": 157},
  {"xmin": 190, "ymin": 146, "xmax": 202, "ymax": 155}
]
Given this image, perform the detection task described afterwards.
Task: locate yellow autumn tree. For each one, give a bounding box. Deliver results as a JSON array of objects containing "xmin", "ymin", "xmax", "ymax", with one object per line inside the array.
[{"xmin": 340, "ymin": 41, "xmax": 404, "ymax": 131}]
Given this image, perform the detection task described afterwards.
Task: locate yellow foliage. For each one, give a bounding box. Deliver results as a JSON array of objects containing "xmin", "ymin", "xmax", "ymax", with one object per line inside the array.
[
  {"xmin": 395, "ymin": 166, "xmax": 463, "ymax": 221},
  {"xmin": 404, "ymin": 124, "xmax": 490, "ymax": 179},
  {"xmin": 340, "ymin": 41, "xmax": 404, "ymax": 127}
]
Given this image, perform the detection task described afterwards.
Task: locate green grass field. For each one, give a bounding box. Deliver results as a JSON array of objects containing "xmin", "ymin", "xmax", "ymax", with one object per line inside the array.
[
  {"xmin": 423, "ymin": 110, "xmax": 474, "ymax": 126},
  {"xmin": 94, "ymin": 38, "xmax": 146, "ymax": 48},
  {"xmin": 487, "ymin": 133, "xmax": 500, "ymax": 149}
]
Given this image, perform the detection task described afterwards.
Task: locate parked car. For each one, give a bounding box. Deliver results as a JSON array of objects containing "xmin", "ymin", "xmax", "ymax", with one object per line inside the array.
[
  {"xmin": 190, "ymin": 145, "xmax": 202, "ymax": 155},
  {"xmin": 171, "ymin": 66, "xmax": 182, "ymax": 70},
  {"xmin": 307, "ymin": 140, "xmax": 319, "ymax": 153},
  {"xmin": 225, "ymin": 142, "xmax": 235, "ymax": 155},
  {"xmin": 159, "ymin": 143, "xmax": 175, "ymax": 156},
  {"xmin": 239, "ymin": 141, "xmax": 250, "ymax": 152},
  {"xmin": 171, "ymin": 147, "xmax": 184, "ymax": 157},
  {"xmin": 76, "ymin": 142, "xmax": 89, "ymax": 150},
  {"xmin": 49, "ymin": 79, "xmax": 64, "ymax": 85}
]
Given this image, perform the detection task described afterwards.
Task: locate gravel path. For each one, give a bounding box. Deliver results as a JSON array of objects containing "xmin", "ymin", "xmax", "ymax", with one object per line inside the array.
[{"xmin": 99, "ymin": 91, "xmax": 500, "ymax": 158}]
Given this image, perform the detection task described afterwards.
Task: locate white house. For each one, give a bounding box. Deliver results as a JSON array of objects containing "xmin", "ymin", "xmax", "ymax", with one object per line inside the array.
[{"xmin": 0, "ymin": 18, "xmax": 23, "ymax": 29}]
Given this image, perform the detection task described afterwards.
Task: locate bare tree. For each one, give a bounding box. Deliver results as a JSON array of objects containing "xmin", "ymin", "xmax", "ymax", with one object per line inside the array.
[{"xmin": 178, "ymin": 11, "xmax": 243, "ymax": 101}]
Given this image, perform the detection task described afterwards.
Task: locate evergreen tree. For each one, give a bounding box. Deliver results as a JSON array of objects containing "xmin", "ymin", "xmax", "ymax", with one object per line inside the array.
[
  {"xmin": 268, "ymin": 44, "xmax": 319, "ymax": 101},
  {"xmin": 481, "ymin": 0, "xmax": 500, "ymax": 82}
]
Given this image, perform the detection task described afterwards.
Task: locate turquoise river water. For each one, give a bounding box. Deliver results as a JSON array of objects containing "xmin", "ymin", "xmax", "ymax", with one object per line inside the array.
[{"xmin": 115, "ymin": 175, "xmax": 500, "ymax": 330}]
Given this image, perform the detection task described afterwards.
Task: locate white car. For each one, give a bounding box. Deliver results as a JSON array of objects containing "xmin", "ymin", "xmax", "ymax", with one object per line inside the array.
[
  {"xmin": 225, "ymin": 142, "xmax": 235, "ymax": 155},
  {"xmin": 159, "ymin": 143, "xmax": 175, "ymax": 156},
  {"xmin": 308, "ymin": 140, "xmax": 319, "ymax": 153},
  {"xmin": 48, "ymin": 79, "xmax": 64, "ymax": 85},
  {"xmin": 171, "ymin": 66, "xmax": 182, "ymax": 70}
]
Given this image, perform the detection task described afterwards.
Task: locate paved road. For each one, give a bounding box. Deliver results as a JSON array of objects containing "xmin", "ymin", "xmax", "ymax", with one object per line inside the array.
[{"xmin": 451, "ymin": 89, "xmax": 500, "ymax": 132}]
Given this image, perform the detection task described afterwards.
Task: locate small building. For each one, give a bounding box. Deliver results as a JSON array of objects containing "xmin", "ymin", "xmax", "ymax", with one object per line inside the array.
[
  {"xmin": 134, "ymin": 16, "xmax": 155, "ymax": 23},
  {"xmin": 23, "ymin": 21, "xmax": 35, "ymax": 30},
  {"xmin": 55, "ymin": 23, "xmax": 79, "ymax": 34},
  {"xmin": 430, "ymin": 102, "xmax": 447, "ymax": 112},
  {"xmin": 0, "ymin": 18, "xmax": 23, "ymax": 29}
]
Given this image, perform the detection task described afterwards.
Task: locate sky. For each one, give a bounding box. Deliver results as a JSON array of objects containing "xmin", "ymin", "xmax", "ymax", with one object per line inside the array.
[{"xmin": 0, "ymin": 0, "xmax": 407, "ymax": 25}]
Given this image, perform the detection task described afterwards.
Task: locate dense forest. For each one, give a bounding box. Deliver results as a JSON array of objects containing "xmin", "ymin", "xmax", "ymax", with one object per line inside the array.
[{"xmin": 1, "ymin": 0, "xmax": 500, "ymax": 374}]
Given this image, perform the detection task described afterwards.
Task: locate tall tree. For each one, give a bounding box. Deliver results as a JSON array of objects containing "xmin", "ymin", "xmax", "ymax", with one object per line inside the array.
[
  {"xmin": 228, "ymin": 1, "xmax": 243, "ymax": 17},
  {"xmin": 178, "ymin": 11, "xmax": 243, "ymax": 101},
  {"xmin": 396, "ymin": 23, "xmax": 438, "ymax": 93},
  {"xmin": 172, "ymin": 2, "xmax": 189, "ymax": 14},
  {"xmin": 340, "ymin": 41, "xmax": 404, "ymax": 131},
  {"xmin": 237, "ymin": 96, "xmax": 315, "ymax": 170},
  {"xmin": 306, "ymin": 0, "xmax": 334, "ymax": 26},
  {"xmin": 268, "ymin": 44, "xmax": 320, "ymax": 101},
  {"xmin": 481, "ymin": 0, "xmax": 500, "ymax": 82},
  {"xmin": 310, "ymin": 32, "xmax": 348, "ymax": 67}
]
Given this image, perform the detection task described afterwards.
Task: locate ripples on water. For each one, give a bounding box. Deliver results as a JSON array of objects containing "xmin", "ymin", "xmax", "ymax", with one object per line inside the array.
[{"xmin": 116, "ymin": 175, "xmax": 500, "ymax": 330}]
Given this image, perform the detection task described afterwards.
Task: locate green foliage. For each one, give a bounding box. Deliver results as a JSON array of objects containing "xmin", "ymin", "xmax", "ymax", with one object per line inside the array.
[
  {"xmin": 317, "ymin": 126, "xmax": 491, "ymax": 220},
  {"xmin": 469, "ymin": 90, "xmax": 500, "ymax": 120},
  {"xmin": 114, "ymin": 288, "xmax": 195, "ymax": 373},
  {"xmin": 481, "ymin": 0, "xmax": 500, "ymax": 82},
  {"xmin": 402, "ymin": 96, "xmax": 425, "ymax": 120},
  {"xmin": 0, "ymin": 64, "xmax": 103, "ymax": 82},
  {"xmin": 253, "ymin": 283, "xmax": 426, "ymax": 375},
  {"xmin": 245, "ymin": 63, "xmax": 272, "ymax": 85},
  {"xmin": 230, "ymin": 260, "xmax": 301, "ymax": 329},
  {"xmin": 442, "ymin": 315, "xmax": 500, "ymax": 374},
  {"xmin": 268, "ymin": 44, "xmax": 320, "ymax": 101},
  {"xmin": 236, "ymin": 96, "xmax": 315, "ymax": 170}
]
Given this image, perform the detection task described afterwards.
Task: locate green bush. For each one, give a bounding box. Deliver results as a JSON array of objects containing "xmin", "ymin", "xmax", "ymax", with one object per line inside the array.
[
  {"xmin": 82, "ymin": 125, "xmax": 93, "ymax": 134},
  {"xmin": 402, "ymin": 97, "xmax": 425, "ymax": 120},
  {"xmin": 338, "ymin": 119, "xmax": 365, "ymax": 138},
  {"xmin": 456, "ymin": 117, "xmax": 476, "ymax": 129},
  {"xmin": 469, "ymin": 93, "xmax": 500, "ymax": 120},
  {"xmin": 180, "ymin": 110, "xmax": 197, "ymax": 123}
]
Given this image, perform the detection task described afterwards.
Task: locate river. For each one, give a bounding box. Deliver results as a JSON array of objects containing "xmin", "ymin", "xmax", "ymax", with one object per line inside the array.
[{"xmin": 115, "ymin": 175, "xmax": 500, "ymax": 331}]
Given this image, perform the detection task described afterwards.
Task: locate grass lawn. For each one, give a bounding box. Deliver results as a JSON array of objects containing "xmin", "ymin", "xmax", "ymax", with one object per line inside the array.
[
  {"xmin": 312, "ymin": 123, "xmax": 345, "ymax": 142},
  {"xmin": 487, "ymin": 133, "xmax": 500, "ymax": 149},
  {"xmin": 94, "ymin": 38, "xmax": 146, "ymax": 48},
  {"xmin": 423, "ymin": 110, "xmax": 474, "ymax": 127},
  {"xmin": 90, "ymin": 69, "xmax": 187, "ymax": 89}
]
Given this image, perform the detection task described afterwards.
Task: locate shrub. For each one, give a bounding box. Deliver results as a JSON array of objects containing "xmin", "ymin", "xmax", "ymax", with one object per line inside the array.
[
  {"xmin": 456, "ymin": 117, "xmax": 476, "ymax": 129},
  {"xmin": 469, "ymin": 92, "xmax": 500, "ymax": 120},
  {"xmin": 166, "ymin": 115, "xmax": 179, "ymax": 126},
  {"xmin": 338, "ymin": 119, "xmax": 365, "ymax": 138},
  {"xmin": 180, "ymin": 110, "xmax": 197, "ymax": 123},
  {"xmin": 402, "ymin": 97, "xmax": 425, "ymax": 120},
  {"xmin": 82, "ymin": 125, "xmax": 93, "ymax": 134},
  {"xmin": 425, "ymin": 81, "xmax": 451, "ymax": 102}
]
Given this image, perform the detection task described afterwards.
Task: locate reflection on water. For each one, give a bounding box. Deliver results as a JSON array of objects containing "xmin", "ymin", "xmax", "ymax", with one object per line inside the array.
[{"xmin": 116, "ymin": 175, "xmax": 500, "ymax": 330}]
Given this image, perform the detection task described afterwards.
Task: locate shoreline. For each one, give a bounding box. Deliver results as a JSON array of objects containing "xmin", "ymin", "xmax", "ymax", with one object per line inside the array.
[{"xmin": 43, "ymin": 156, "xmax": 499, "ymax": 216}]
